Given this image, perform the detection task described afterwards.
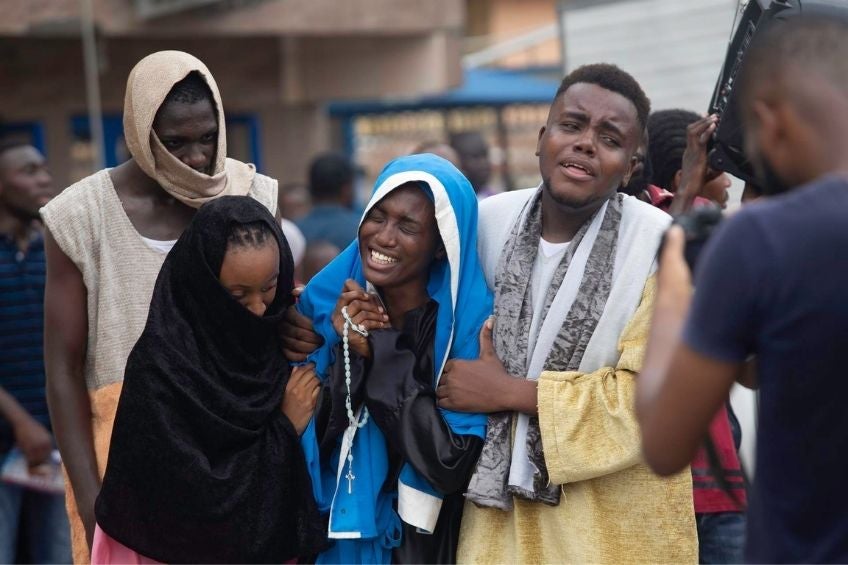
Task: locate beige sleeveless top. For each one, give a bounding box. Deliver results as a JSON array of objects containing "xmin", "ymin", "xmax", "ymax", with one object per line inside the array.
[{"xmin": 40, "ymin": 168, "xmax": 278, "ymax": 391}]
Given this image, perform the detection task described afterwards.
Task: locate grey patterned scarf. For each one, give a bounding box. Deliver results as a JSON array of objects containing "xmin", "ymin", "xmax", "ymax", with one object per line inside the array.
[{"xmin": 466, "ymin": 188, "xmax": 623, "ymax": 510}]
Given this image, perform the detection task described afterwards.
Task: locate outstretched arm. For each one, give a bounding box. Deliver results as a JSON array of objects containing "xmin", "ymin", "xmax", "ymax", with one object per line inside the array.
[
  {"xmin": 43, "ymin": 229, "xmax": 99, "ymax": 550},
  {"xmin": 637, "ymin": 227, "xmax": 741, "ymax": 476}
]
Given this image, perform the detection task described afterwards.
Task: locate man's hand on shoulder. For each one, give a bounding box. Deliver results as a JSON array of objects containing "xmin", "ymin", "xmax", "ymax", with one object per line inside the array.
[{"xmin": 437, "ymin": 317, "xmax": 538, "ymax": 415}]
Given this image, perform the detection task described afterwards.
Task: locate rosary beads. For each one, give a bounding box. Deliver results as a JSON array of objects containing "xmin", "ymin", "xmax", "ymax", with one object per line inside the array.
[{"xmin": 341, "ymin": 305, "xmax": 370, "ymax": 493}]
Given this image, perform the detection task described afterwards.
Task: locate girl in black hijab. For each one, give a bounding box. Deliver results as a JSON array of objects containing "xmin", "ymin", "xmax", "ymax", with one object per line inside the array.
[{"xmin": 92, "ymin": 196, "xmax": 325, "ymax": 563}]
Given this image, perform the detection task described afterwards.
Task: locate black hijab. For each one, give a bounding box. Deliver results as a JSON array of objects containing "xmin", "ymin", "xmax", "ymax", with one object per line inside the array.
[{"xmin": 96, "ymin": 196, "xmax": 325, "ymax": 563}]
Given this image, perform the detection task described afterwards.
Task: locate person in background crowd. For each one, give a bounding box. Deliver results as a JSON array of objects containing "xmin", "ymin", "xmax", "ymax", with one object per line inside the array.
[
  {"xmin": 412, "ymin": 140, "xmax": 461, "ymax": 168},
  {"xmin": 638, "ymin": 16, "xmax": 848, "ymax": 563},
  {"xmin": 296, "ymin": 152, "xmax": 361, "ymax": 250},
  {"xmin": 0, "ymin": 141, "xmax": 71, "ymax": 564},
  {"xmin": 450, "ymin": 131, "xmax": 496, "ymax": 199},
  {"xmin": 643, "ymin": 108, "xmax": 749, "ymax": 564},
  {"xmin": 648, "ymin": 109, "xmax": 731, "ymax": 210},
  {"xmin": 279, "ymin": 182, "xmax": 312, "ymax": 221},
  {"xmin": 299, "ymin": 240, "xmax": 340, "ymax": 283},
  {"xmin": 41, "ymin": 51, "xmax": 278, "ymax": 563}
]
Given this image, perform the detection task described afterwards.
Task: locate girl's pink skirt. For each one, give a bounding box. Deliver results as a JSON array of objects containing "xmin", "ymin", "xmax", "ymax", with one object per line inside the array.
[
  {"xmin": 92, "ymin": 523, "xmax": 299, "ymax": 564},
  {"xmin": 91, "ymin": 524, "xmax": 161, "ymax": 565}
]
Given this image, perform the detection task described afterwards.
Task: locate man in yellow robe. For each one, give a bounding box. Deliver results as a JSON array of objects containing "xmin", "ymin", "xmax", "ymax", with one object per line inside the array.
[{"xmin": 436, "ymin": 63, "xmax": 697, "ymax": 564}]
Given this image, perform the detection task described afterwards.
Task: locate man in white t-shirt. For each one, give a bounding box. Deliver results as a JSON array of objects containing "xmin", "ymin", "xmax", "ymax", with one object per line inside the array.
[{"xmin": 431, "ymin": 63, "xmax": 693, "ymax": 563}]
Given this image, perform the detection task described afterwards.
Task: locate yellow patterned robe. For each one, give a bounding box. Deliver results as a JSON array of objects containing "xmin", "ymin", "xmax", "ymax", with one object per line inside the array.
[{"xmin": 457, "ymin": 277, "xmax": 697, "ymax": 564}]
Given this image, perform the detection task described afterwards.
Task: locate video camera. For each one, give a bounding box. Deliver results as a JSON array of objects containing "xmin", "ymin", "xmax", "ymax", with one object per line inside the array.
[
  {"xmin": 707, "ymin": 0, "xmax": 848, "ymax": 185},
  {"xmin": 672, "ymin": 0, "xmax": 848, "ymax": 269}
]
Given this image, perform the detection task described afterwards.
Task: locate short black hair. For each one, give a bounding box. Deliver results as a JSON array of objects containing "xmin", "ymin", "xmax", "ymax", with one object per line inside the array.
[
  {"xmin": 647, "ymin": 109, "xmax": 700, "ymax": 192},
  {"xmin": 555, "ymin": 63, "xmax": 651, "ymax": 132},
  {"xmin": 739, "ymin": 16, "xmax": 848, "ymax": 117},
  {"xmin": 308, "ymin": 152, "xmax": 354, "ymax": 200},
  {"xmin": 163, "ymin": 71, "xmax": 214, "ymax": 106},
  {"xmin": 227, "ymin": 220, "xmax": 276, "ymax": 251}
]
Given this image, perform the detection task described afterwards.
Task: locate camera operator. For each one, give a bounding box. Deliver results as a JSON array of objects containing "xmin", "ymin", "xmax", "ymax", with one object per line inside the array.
[{"xmin": 636, "ymin": 16, "xmax": 848, "ymax": 564}]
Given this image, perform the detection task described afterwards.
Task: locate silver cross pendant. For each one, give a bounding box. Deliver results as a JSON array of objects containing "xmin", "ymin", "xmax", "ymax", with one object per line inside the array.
[{"xmin": 345, "ymin": 466, "xmax": 356, "ymax": 494}]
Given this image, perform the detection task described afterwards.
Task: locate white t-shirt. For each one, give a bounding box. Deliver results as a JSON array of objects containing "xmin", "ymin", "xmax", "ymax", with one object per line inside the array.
[
  {"xmin": 139, "ymin": 236, "xmax": 177, "ymax": 255},
  {"xmin": 527, "ymin": 238, "xmax": 570, "ymax": 355}
]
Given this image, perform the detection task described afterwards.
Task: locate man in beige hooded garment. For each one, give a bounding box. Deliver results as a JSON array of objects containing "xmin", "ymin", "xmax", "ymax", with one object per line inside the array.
[{"xmin": 40, "ymin": 51, "xmax": 278, "ymax": 563}]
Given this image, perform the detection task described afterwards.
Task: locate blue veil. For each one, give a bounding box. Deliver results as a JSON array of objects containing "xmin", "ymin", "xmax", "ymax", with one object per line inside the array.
[{"xmin": 297, "ymin": 153, "xmax": 492, "ymax": 563}]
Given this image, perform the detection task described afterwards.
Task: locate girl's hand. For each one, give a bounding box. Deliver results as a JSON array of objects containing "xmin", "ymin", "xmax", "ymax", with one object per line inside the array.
[
  {"xmin": 282, "ymin": 363, "xmax": 321, "ymax": 436},
  {"xmin": 331, "ymin": 279, "xmax": 389, "ymax": 359}
]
